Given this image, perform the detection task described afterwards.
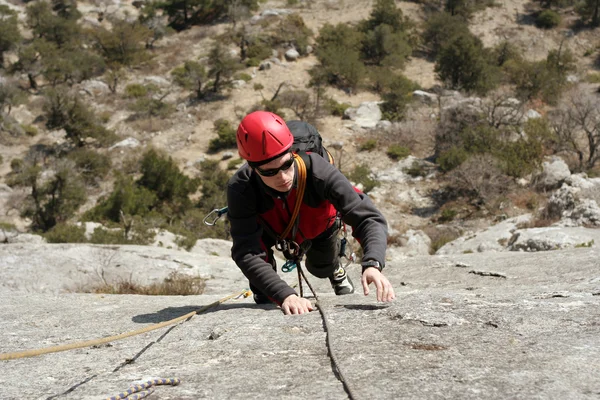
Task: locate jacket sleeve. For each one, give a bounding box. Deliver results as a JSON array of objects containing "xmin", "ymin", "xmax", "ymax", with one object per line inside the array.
[
  {"xmin": 309, "ymin": 155, "xmax": 388, "ymax": 268},
  {"xmin": 227, "ymin": 169, "xmax": 297, "ymax": 304}
]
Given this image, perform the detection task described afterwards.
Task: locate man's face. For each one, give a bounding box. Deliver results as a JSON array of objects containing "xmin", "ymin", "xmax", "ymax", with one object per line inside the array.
[{"xmin": 254, "ymin": 152, "xmax": 295, "ymax": 192}]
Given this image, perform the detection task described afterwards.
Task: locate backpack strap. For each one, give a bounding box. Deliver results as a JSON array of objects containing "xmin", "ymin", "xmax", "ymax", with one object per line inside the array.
[{"xmin": 280, "ymin": 153, "xmax": 307, "ymax": 240}]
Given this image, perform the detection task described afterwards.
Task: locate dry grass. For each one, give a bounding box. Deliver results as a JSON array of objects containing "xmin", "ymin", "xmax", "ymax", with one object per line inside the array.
[{"xmin": 91, "ymin": 271, "xmax": 207, "ymax": 296}]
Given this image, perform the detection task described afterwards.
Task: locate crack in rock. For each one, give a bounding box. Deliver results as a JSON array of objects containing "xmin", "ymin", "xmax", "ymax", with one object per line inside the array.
[{"xmin": 469, "ymin": 270, "xmax": 507, "ymax": 278}]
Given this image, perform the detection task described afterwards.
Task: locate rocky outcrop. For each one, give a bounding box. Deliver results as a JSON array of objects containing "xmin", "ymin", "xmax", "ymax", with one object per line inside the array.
[{"xmin": 1, "ymin": 243, "xmax": 599, "ymax": 399}]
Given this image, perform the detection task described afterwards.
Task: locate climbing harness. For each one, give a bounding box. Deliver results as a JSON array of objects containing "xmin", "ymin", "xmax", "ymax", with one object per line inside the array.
[
  {"xmin": 106, "ymin": 378, "xmax": 180, "ymax": 400},
  {"xmin": 0, "ymin": 289, "xmax": 251, "ymax": 361}
]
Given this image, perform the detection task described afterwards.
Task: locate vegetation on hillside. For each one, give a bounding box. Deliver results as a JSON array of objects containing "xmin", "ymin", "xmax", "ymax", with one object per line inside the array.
[{"xmin": 0, "ymin": 0, "xmax": 599, "ymax": 248}]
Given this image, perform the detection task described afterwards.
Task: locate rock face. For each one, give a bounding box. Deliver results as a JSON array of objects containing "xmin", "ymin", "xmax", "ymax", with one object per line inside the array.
[{"xmin": 1, "ymin": 243, "xmax": 599, "ymax": 399}]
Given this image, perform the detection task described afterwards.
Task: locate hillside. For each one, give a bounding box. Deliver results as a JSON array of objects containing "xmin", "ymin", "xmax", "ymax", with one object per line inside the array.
[{"xmin": 0, "ymin": 0, "xmax": 599, "ymax": 246}]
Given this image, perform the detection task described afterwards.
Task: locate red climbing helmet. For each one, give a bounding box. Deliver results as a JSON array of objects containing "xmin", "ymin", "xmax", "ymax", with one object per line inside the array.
[{"xmin": 236, "ymin": 111, "xmax": 294, "ymax": 164}]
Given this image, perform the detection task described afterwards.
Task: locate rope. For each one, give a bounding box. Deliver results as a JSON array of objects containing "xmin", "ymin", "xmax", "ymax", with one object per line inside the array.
[
  {"xmin": 297, "ymin": 264, "xmax": 359, "ymax": 400},
  {"xmin": 280, "ymin": 154, "xmax": 307, "ymax": 240},
  {"xmin": 106, "ymin": 378, "xmax": 180, "ymax": 400},
  {"xmin": 0, "ymin": 289, "xmax": 251, "ymax": 361}
]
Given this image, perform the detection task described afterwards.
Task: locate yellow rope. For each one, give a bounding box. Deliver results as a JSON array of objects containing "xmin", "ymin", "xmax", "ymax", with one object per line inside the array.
[
  {"xmin": 280, "ymin": 153, "xmax": 307, "ymax": 240},
  {"xmin": 0, "ymin": 289, "xmax": 251, "ymax": 361}
]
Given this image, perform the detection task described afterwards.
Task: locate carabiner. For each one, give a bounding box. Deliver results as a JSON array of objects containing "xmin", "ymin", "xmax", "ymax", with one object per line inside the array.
[
  {"xmin": 203, "ymin": 207, "xmax": 228, "ymax": 226},
  {"xmin": 282, "ymin": 259, "xmax": 298, "ymax": 273}
]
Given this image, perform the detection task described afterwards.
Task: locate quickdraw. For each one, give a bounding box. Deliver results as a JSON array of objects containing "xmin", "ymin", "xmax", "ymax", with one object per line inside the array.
[{"xmin": 203, "ymin": 207, "xmax": 228, "ymax": 226}]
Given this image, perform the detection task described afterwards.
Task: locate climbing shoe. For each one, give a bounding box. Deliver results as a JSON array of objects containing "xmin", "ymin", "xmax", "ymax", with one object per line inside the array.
[
  {"xmin": 329, "ymin": 265, "xmax": 354, "ymax": 295},
  {"xmin": 253, "ymin": 292, "xmax": 271, "ymax": 304}
]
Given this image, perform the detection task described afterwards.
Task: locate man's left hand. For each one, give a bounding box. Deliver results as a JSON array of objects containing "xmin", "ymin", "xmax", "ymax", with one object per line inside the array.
[{"xmin": 361, "ymin": 268, "xmax": 395, "ymax": 302}]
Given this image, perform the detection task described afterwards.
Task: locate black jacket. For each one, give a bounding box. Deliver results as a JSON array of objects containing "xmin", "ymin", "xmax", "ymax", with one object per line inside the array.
[{"xmin": 227, "ymin": 153, "xmax": 388, "ymax": 304}]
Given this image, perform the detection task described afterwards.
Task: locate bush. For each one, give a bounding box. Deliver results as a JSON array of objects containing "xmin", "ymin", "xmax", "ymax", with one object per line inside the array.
[
  {"xmin": 348, "ymin": 163, "xmax": 379, "ymax": 193},
  {"xmin": 437, "ymin": 146, "xmax": 469, "ymax": 171},
  {"xmin": 91, "ymin": 271, "xmax": 206, "ymax": 295},
  {"xmin": 386, "ymin": 144, "xmax": 410, "ymax": 160},
  {"xmin": 360, "ymin": 139, "xmax": 378, "ymax": 152},
  {"xmin": 273, "ymin": 14, "xmax": 313, "ymax": 56},
  {"xmin": 67, "ymin": 148, "xmax": 111, "ymax": 185},
  {"xmin": 44, "ymin": 223, "xmax": 87, "ymax": 243},
  {"xmin": 439, "ymin": 208, "xmax": 457, "ymax": 222},
  {"xmin": 324, "ymin": 98, "xmax": 351, "ymax": 116},
  {"xmin": 85, "ymin": 175, "xmax": 157, "ymax": 222},
  {"xmin": 536, "ymin": 10, "xmax": 561, "ymax": 28},
  {"xmin": 208, "ymin": 119, "xmax": 237, "ymax": 152},
  {"xmin": 380, "ymin": 74, "xmax": 418, "ymax": 121},
  {"xmin": 235, "ymin": 73, "xmax": 252, "ymax": 82},
  {"xmin": 435, "ymin": 32, "xmax": 499, "ymax": 95},
  {"xmin": 125, "ymin": 83, "xmax": 149, "ymax": 98},
  {"xmin": 139, "ymin": 149, "xmax": 199, "ymax": 211},
  {"xmin": 423, "ymin": 12, "xmax": 470, "ymax": 55},
  {"xmin": 15, "ymin": 160, "xmax": 87, "ymax": 232}
]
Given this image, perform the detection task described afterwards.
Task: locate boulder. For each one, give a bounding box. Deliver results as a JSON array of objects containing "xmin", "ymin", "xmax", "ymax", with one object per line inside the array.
[
  {"xmin": 534, "ymin": 156, "xmax": 571, "ymax": 190},
  {"xmin": 284, "ymin": 49, "xmax": 300, "ymax": 61},
  {"xmin": 343, "ymin": 102, "xmax": 382, "ymax": 128}
]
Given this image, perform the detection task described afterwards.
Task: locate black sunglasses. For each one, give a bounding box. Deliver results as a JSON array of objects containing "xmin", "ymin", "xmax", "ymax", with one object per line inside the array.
[{"xmin": 256, "ymin": 156, "xmax": 295, "ymax": 177}]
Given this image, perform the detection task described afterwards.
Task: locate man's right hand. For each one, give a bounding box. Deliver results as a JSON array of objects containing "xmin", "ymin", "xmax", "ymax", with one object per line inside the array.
[{"xmin": 281, "ymin": 294, "xmax": 314, "ymax": 315}]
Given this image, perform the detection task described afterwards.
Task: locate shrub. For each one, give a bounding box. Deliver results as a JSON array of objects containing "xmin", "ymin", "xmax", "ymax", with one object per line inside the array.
[
  {"xmin": 227, "ymin": 158, "xmax": 243, "ymax": 170},
  {"xmin": 208, "ymin": 119, "xmax": 237, "ymax": 152},
  {"xmin": 67, "ymin": 148, "xmax": 111, "ymax": 185},
  {"xmin": 92, "ymin": 271, "xmax": 206, "ymax": 295},
  {"xmin": 435, "ymin": 32, "xmax": 499, "ymax": 95},
  {"xmin": 139, "ymin": 149, "xmax": 199, "ymax": 211},
  {"xmin": 171, "ymin": 61, "xmax": 206, "ymax": 99},
  {"xmin": 44, "ymin": 223, "xmax": 87, "ymax": 243},
  {"xmin": 125, "ymin": 83, "xmax": 149, "ymax": 98},
  {"xmin": 422, "ymin": 12, "xmax": 470, "ymax": 55},
  {"xmin": 348, "ymin": 163, "xmax": 379, "ymax": 193},
  {"xmin": 310, "ymin": 23, "xmax": 366, "ymax": 92},
  {"xmin": 324, "ymin": 98, "xmax": 351, "ymax": 116},
  {"xmin": 43, "ymin": 88, "xmax": 117, "ymax": 147},
  {"xmin": 360, "ymin": 139, "xmax": 378, "ymax": 152},
  {"xmin": 85, "ymin": 175, "xmax": 157, "ymax": 222},
  {"xmin": 14, "ymin": 160, "xmax": 87, "ymax": 232},
  {"xmin": 386, "ymin": 144, "xmax": 410, "ymax": 160},
  {"xmin": 439, "ymin": 209, "xmax": 457, "ymax": 222},
  {"xmin": 273, "ymin": 14, "xmax": 313, "ymax": 56},
  {"xmin": 235, "ymin": 72, "xmax": 252, "ymax": 82},
  {"xmin": 536, "ymin": 10, "xmax": 561, "ymax": 28},
  {"xmin": 437, "ymin": 146, "xmax": 469, "ymax": 171},
  {"xmin": 405, "ymin": 161, "xmax": 427, "ymax": 177},
  {"xmin": 380, "ymin": 74, "xmax": 418, "ymax": 121}
]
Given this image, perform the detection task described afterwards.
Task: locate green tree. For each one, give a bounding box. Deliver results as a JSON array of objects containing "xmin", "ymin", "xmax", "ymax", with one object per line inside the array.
[
  {"xmin": 138, "ymin": 149, "xmax": 200, "ymax": 214},
  {"xmin": 435, "ymin": 33, "xmax": 498, "ymax": 94},
  {"xmin": 0, "ymin": 79, "xmax": 26, "ymax": 115},
  {"xmin": 85, "ymin": 174, "xmax": 157, "ymax": 222},
  {"xmin": 88, "ymin": 20, "xmax": 152, "ymax": 66},
  {"xmin": 422, "ymin": 12, "xmax": 470, "ymax": 55},
  {"xmin": 577, "ymin": 0, "xmax": 600, "ymax": 26},
  {"xmin": 171, "ymin": 60, "xmax": 207, "ymax": 99},
  {"xmin": 361, "ymin": 24, "xmax": 412, "ymax": 68},
  {"xmin": 197, "ymin": 159, "xmax": 229, "ymax": 212},
  {"xmin": 0, "ymin": 5, "xmax": 22, "ymax": 67},
  {"xmin": 207, "ymin": 42, "xmax": 240, "ymax": 93},
  {"xmin": 26, "ymin": 0, "xmax": 81, "ymax": 48},
  {"xmin": 361, "ymin": 0, "xmax": 406, "ymax": 32},
  {"xmin": 380, "ymin": 74, "xmax": 418, "ymax": 121},
  {"xmin": 43, "ymin": 88, "xmax": 116, "ymax": 147},
  {"xmin": 311, "ymin": 23, "xmax": 366, "ymax": 93},
  {"xmin": 10, "ymin": 160, "xmax": 87, "ymax": 232},
  {"xmin": 208, "ymin": 118, "xmax": 238, "ymax": 152},
  {"xmin": 272, "ymin": 14, "xmax": 313, "ymax": 55}
]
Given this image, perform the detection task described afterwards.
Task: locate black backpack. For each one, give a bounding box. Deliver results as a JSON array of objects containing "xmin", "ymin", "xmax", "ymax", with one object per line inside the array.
[{"xmin": 286, "ymin": 120, "xmax": 335, "ymax": 166}]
